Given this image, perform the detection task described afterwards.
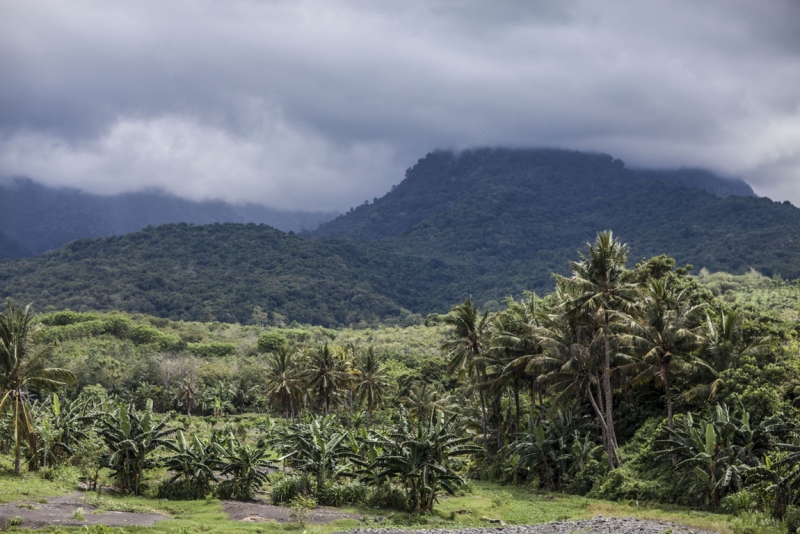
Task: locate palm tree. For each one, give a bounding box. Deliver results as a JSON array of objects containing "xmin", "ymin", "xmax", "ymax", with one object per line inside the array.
[
  {"xmin": 353, "ymin": 346, "xmax": 389, "ymax": 427},
  {"xmin": 684, "ymin": 310, "xmax": 767, "ymax": 401},
  {"xmin": 303, "ymin": 343, "xmax": 350, "ymax": 415},
  {"xmin": 399, "ymin": 383, "xmax": 456, "ymax": 421},
  {"xmin": 264, "ymin": 345, "xmax": 303, "ymax": 419},
  {"xmin": 528, "ymin": 295, "xmax": 618, "ymax": 465},
  {"xmin": 560, "ymin": 231, "xmax": 639, "ymax": 468},
  {"xmin": 441, "ymin": 300, "xmax": 492, "ymax": 456},
  {"xmin": 0, "ymin": 301, "xmax": 76, "ymax": 475},
  {"xmin": 175, "ymin": 376, "xmax": 198, "ymax": 416},
  {"xmin": 620, "ymin": 278, "xmax": 705, "ymax": 430},
  {"xmin": 487, "ymin": 292, "xmax": 543, "ymax": 436}
]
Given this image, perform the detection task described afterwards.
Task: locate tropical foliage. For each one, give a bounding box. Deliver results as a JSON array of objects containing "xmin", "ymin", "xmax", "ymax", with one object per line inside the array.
[{"xmin": 0, "ymin": 231, "xmax": 798, "ymax": 525}]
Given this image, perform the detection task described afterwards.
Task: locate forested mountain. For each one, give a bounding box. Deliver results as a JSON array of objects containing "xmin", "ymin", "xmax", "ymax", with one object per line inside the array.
[
  {"xmin": 632, "ymin": 168, "xmax": 754, "ymax": 197},
  {"xmin": 1, "ymin": 148, "xmax": 798, "ymax": 326},
  {"xmin": 0, "ymin": 223, "xmax": 456, "ymax": 326},
  {"xmin": 311, "ymin": 149, "xmax": 795, "ymax": 298},
  {"xmin": 0, "ymin": 177, "xmax": 338, "ymax": 257}
]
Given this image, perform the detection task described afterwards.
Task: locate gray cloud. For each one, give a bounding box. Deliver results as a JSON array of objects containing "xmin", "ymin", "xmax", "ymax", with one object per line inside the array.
[{"xmin": 1, "ymin": 0, "xmax": 799, "ymax": 210}]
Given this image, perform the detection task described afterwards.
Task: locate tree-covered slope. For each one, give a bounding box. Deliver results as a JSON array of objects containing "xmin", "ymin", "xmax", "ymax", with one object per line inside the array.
[
  {"xmin": 311, "ymin": 149, "xmax": 755, "ymax": 241},
  {"xmin": 0, "ymin": 232, "xmax": 24, "ymax": 261},
  {"xmin": 0, "ymin": 223, "xmax": 457, "ymax": 326},
  {"xmin": 2, "ymin": 148, "xmax": 799, "ymax": 326},
  {"xmin": 311, "ymin": 148, "xmax": 800, "ymax": 296},
  {"xmin": 0, "ymin": 177, "xmax": 338, "ymax": 257},
  {"xmin": 632, "ymin": 168, "xmax": 754, "ymax": 198}
]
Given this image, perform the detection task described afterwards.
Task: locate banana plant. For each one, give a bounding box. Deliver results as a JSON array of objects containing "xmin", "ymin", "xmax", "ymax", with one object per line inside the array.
[
  {"xmin": 159, "ymin": 430, "xmax": 218, "ymax": 499},
  {"xmin": 100, "ymin": 399, "xmax": 172, "ymax": 495},
  {"xmin": 30, "ymin": 392, "xmax": 105, "ymax": 469},
  {"xmin": 657, "ymin": 406, "xmax": 762, "ymax": 509},
  {"xmin": 273, "ymin": 415, "xmax": 358, "ymax": 493},
  {"xmin": 214, "ymin": 437, "xmax": 276, "ymax": 501},
  {"xmin": 374, "ymin": 410, "xmax": 480, "ymax": 513}
]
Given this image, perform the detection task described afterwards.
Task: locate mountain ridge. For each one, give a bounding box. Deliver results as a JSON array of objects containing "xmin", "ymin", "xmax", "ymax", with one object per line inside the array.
[
  {"xmin": 0, "ymin": 177, "xmax": 339, "ymax": 257},
  {"xmin": 1, "ymin": 147, "xmax": 796, "ymax": 326}
]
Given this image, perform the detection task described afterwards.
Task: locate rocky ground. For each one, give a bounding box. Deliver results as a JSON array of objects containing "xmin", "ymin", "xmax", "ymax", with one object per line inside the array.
[
  {"xmin": 337, "ymin": 516, "xmax": 717, "ymax": 534},
  {"xmin": 224, "ymin": 499, "xmax": 363, "ymax": 523},
  {"xmin": 0, "ymin": 493, "xmax": 167, "ymax": 529}
]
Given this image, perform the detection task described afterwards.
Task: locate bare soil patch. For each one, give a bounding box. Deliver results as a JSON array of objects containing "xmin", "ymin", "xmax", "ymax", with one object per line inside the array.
[
  {"xmin": 223, "ymin": 499, "xmax": 363, "ymax": 524},
  {"xmin": 0, "ymin": 492, "xmax": 168, "ymax": 530}
]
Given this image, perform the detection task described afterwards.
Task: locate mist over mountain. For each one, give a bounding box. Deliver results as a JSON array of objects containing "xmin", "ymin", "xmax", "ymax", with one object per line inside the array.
[
  {"xmin": 0, "ymin": 177, "xmax": 338, "ymax": 257},
  {"xmin": 312, "ymin": 149, "xmax": 755, "ymax": 241},
  {"xmin": 631, "ymin": 168, "xmax": 755, "ymax": 198},
  {"xmin": 1, "ymin": 148, "xmax": 796, "ymax": 326}
]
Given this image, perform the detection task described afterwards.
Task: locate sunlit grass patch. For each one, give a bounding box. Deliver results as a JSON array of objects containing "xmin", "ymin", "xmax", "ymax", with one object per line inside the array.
[{"xmin": 0, "ymin": 470, "xmax": 71, "ymax": 504}]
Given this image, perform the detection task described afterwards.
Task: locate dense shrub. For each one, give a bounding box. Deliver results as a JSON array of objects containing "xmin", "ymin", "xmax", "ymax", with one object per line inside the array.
[
  {"xmin": 318, "ymin": 481, "xmax": 368, "ymax": 506},
  {"xmin": 188, "ymin": 342, "xmax": 237, "ymax": 358},
  {"xmin": 257, "ymin": 331, "xmax": 288, "ymax": 353},
  {"xmin": 270, "ymin": 475, "xmax": 314, "ymax": 505}
]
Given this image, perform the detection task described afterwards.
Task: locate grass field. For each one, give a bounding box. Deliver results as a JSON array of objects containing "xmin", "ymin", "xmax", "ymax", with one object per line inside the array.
[{"xmin": 0, "ymin": 472, "xmax": 782, "ymax": 534}]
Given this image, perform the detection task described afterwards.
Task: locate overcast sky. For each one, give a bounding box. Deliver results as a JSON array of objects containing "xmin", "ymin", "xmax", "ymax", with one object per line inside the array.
[{"xmin": 1, "ymin": 0, "xmax": 799, "ymax": 211}]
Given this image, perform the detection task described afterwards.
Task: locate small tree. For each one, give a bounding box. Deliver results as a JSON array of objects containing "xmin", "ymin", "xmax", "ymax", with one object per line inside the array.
[
  {"xmin": 158, "ymin": 430, "xmax": 218, "ymax": 500},
  {"xmin": 72, "ymin": 431, "xmax": 109, "ymax": 491},
  {"xmin": 353, "ymin": 347, "xmax": 389, "ymax": 427}
]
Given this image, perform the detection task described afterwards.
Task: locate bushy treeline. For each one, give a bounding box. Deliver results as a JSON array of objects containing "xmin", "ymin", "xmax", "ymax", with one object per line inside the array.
[{"xmin": 0, "ymin": 232, "xmax": 799, "ymax": 522}]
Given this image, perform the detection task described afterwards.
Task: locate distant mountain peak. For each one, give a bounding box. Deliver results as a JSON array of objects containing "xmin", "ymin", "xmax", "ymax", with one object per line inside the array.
[
  {"xmin": 632, "ymin": 168, "xmax": 755, "ymax": 198},
  {"xmin": 312, "ymin": 147, "xmax": 755, "ymax": 241},
  {"xmin": 0, "ymin": 176, "xmax": 338, "ymax": 258}
]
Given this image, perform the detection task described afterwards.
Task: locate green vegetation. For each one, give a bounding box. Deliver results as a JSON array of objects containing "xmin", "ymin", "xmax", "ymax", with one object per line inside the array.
[
  {"xmin": 3, "ymin": 149, "xmax": 800, "ymax": 327},
  {"xmin": 0, "ymin": 230, "xmax": 796, "ymax": 532}
]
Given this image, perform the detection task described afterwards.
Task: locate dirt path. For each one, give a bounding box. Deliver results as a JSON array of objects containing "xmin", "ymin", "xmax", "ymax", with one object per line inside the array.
[
  {"xmin": 224, "ymin": 499, "xmax": 363, "ymax": 524},
  {"xmin": 0, "ymin": 493, "xmax": 168, "ymax": 530}
]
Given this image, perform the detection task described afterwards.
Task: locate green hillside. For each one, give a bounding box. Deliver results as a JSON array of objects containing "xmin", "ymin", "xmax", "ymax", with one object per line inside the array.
[
  {"xmin": 0, "ymin": 223, "xmax": 458, "ymax": 326},
  {"xmin": 0, "ymin": 177, "xmax": 337, "ymax": 257},
  {"xmin": 313, "ymin": 148, "xmax": 800, "ymax": 295},
  {"xmin": 2, "ymin": 148, "xmax": 800, "ymax": 326}
]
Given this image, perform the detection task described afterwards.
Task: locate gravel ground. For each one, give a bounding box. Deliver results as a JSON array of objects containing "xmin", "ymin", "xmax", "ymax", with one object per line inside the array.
[
  {"xmin": 224, "ymin": 499, "xmax": 362, "ymax": 523},
  {"xmin": 337, "ymin": 516, "xmax": 718, "ymax": 534}
]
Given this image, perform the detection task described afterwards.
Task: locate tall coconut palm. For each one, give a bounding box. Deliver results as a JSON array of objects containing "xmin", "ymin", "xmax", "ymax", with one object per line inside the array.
[
  {"xmin": 303, "ymin": 343, "xmax": 350, "ymax": 415},
  {"xmin": 620, "ymin": 278, "xmax": 705, "ymax": 430},
  {"xmin": 353, "ymin": 346, "xmax": 389, "ymax": 427},
  {"xmin": 264, "ymin": 345, "xmax": 303, "ymax": 419},
  {"xmin": 487, "ymin": 292, "xmax": 543, "ymax": 436},
  {"xmin": 0, "ymin": 301, "xmax": 76, "ymax": 475},
  {"xmin": 441, "ymin": 300, "xmax": 492, "ymax": 456},
  {"xmin": 561, "ymin": 231, "xmax": 639, "ymax": 468},
  {"xmin": 528, "ymin": 293, "xmax": 619, "ymax": 465},
  {"xmin": 399, "ymin": 383, "xmax": 456, "ymax": 421}
]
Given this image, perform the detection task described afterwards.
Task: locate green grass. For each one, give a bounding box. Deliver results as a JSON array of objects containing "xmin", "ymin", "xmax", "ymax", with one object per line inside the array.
[
  {"xmin": 0, "ymin": 470, "xmax": 71, "ymax": 504},
  {"xmin": 0, "ymin": 459, "xmax": 778, "ymax": 534}
]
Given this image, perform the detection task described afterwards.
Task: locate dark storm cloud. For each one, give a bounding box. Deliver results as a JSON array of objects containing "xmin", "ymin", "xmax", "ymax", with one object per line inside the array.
[{"xmin": 1, "ymin": 0, "xmax": 799, "ymax": 210}]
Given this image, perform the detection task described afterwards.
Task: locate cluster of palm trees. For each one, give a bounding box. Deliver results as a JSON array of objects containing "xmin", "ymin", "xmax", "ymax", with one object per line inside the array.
[
  {"xmin": 263, "ymin": 342, "xmax": 389, "ymax": 424},
  {"xmin": 439, "ymin": 231, "xmax": 769, "ymax": 473}
]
